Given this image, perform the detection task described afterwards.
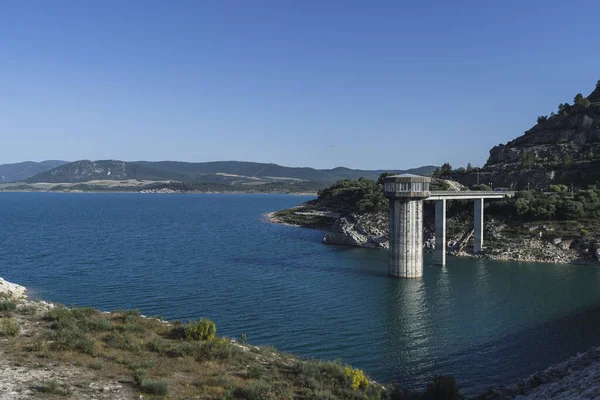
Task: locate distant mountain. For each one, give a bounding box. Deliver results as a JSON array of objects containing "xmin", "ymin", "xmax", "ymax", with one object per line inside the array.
[
  {"xmin": 0, "ymin": 160, "xmax": 69, "ymax": 183},
  {"xmin": 26, "ymin": 160, "xmax": 186, "ymax": 183},
  {"xmin": 134, "ymin": 161, "xmax": 438, "ymax": 182},
  {"xmin": 24, "ymin": 159, "xmax": 438, "ymax": 184}
]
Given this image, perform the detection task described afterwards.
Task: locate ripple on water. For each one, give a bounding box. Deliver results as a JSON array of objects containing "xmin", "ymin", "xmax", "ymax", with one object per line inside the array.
[{"xmin": 0, "ymin": 192, "xmax": 599, "ymax": 396}]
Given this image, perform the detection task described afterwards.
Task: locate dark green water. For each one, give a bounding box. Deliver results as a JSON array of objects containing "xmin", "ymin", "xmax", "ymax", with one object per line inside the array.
[{"xmin": 0, "ymin": 192, "xmax": 599, "ymax": 395}]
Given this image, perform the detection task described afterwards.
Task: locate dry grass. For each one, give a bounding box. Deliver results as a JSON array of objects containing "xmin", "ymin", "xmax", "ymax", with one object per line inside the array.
[{"xmin": 0, "ymin": 301, "xmax": 385, "ymax": 399}]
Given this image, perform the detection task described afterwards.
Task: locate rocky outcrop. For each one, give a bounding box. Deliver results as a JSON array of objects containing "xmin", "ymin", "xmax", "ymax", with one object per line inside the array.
[
  {"xmin": 323, "ymin": 213, "xmax": 389, "ymax": 249},
  {"xmin": 485, "ymin": 346, "xmax": 600, "ymax": 399},
  {"xmin": 272, "ymin": 205, "xmax": 600, "ymax": 265},
  {"xmin": 321, "ymin": 212, "xmax": 437, "ymax": 251},
  {"xmin": 451, "ymin": 82, "xmax": 600, "ymax": 190},
  {"xmin": 0, "ymin": 277, "xmax": 26, "ymax": 300}
]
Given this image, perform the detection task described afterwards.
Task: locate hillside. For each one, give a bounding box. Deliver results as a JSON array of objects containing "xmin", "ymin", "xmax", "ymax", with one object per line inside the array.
[
  {"xmin": 134, "ymin": 161, "xmax": 437, "ymax": 182},
  {"xmin": 0, "ymin": 160, "xmax": 68, "ymax": 183},
  {"xmin": 450, "ymin": 80, "xmax": 600, "ymax": 189},
  {"xmin": 25, "ymin": 160, "xmax": 186, "ymax": 183},
  {"xmin": 24, "ymin": 160, "xmax": 437, "ymax": 185}
]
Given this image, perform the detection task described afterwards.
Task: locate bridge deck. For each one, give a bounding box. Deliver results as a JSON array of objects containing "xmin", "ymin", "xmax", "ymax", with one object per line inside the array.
[{"xmin": 426, "ymin": 191, "xmax": 514, "ymax": 201}]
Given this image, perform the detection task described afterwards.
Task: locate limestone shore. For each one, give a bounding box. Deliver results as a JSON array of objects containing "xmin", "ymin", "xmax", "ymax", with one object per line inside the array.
[
  {"xmin": 268, "ymin": 206, "xmax": 600, "ymax": 266},
  {"xmin": 0, "ymin": 277, "xmax": 27, "ymax": 300}
]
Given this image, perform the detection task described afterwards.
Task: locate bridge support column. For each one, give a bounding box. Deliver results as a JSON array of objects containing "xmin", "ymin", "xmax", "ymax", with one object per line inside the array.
[
  {"xmin": 389, "ymin": 199, "xmax": 424, "ymax": 278},
  {"xmin": 474, "ymin": 198, "xmax": 484, "ymax": 253},
  {"xmin": 434, "ymin": 199, "xmax": 446, "ymax": 266}
]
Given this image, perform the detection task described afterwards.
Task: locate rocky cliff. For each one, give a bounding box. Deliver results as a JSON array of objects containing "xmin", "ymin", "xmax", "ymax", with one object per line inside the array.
[{"xmin": 454, "ymin": 81, "xmax": 600, "ymax": 190}]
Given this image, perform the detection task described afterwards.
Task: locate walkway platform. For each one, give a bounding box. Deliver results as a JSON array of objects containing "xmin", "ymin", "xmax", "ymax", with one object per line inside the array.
[{"xmin": 426, "ymin": 191, "xmax": 514, "ymax": 200}]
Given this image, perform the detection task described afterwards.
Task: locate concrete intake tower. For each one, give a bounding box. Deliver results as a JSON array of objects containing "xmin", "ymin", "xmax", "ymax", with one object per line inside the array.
[
  {"xmin": 383, "ymin": 174, "xmax": 511, "ymax": 279},
  {"xmin": 383, "ymin": 174, "xmax": 431, "ymax": 278}
]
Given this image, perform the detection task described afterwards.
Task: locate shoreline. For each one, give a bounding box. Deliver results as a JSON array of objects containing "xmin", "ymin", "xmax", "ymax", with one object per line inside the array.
[
  {"xmin": 267, "ymin": 210, "xmax": 600, "ymax": 267},
  {"xmin": 0, "ymin": 277, "xmax": 27, "ymax": 300},
  {"xmin": 2, "ymin": 274, "xmax": 599, "ymax": 398},
  {"xmin": 0, "ymin": 276, "xmax": 388, "ymax": 399},
  {"xmin": 0, "ymin": 189, "xmax": 318, "ymax": 196}
]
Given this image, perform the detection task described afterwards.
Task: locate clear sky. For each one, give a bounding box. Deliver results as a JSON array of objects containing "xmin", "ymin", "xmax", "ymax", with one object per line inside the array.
[{"xmin": 1, "ymin": 0, "xmax": 599, "ymax": 170}]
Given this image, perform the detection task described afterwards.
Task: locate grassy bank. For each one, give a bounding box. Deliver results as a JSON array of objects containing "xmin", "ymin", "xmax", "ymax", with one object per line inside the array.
[
  {"xmin": 0, "ymin": 299, "xmax": 385, "ymax": 399},
  {"xmin": 0, "ymin": 291, "xmax": 468, "ymax": 399}
]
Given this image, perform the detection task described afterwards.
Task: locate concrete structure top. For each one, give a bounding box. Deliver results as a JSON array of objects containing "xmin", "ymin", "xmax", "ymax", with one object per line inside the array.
[
  {"xmin": 426, "ymin": 191, "xmax": 514, "ymax": 201},
  {"xmin": 383, "ymin": 174, "xmax": 432, "ymax": 199},
  {"xmin": 385, "ymin": 174, "xmax": 432, "ymax": 183}
]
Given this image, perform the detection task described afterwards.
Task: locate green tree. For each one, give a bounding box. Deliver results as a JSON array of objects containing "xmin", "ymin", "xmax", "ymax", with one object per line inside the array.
[
  {"xmin": 558, "ymin": 102, "xmax": 571, "ymax": 116},
  {"xmin": 440, "ymin": 163, "xmax": 452, "ymax": 175},
  {"xmin": 537, "ymin": 115, "xmax": 548, "ymax": 123},
  {"xmin": 515, "ymin": 198, "xmax": 530, "ymax": 216},
  {"xmin": 377, "ymin": 172, "xmax": 395, "ymax": 186},
  {"xmin": 471, "ymin": 184, "xmax": 492, "ymax": 191},
  {"xmin": 548, "ymin": 184, "xmax": 568, "ymax": 193},
  {"xmin": 556, "ymin": 200, "xmax": 584, "ymax": 220},
  {"xmin": 562, "ymin": 153, "xmax": 574, "ymax": 168},
  {"xmin": 425, "ymin": 376, "xmax": 461, "ymax": 400},
  {"xmin": 518, "ymin": 152, "xmax": 536, "ymax": 168},
  {"xmin": 574, "ymin": 93, "xmax": 591, "ymax": 109}
]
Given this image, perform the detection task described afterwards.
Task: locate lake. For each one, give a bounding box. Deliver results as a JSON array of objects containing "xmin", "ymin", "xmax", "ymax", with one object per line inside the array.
[{"xmin": 1, "ymin": 192, "xmax": 599, "ymax": 396}]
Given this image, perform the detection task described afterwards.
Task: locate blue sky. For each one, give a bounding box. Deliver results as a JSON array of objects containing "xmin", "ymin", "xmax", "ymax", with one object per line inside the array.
[{"xmin": 1, "ymin": 0, "xmax": 598, "ymax": 169}]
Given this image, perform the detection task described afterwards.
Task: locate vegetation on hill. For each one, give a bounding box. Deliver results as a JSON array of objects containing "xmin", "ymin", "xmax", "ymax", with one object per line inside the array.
[
  {"xmin": 1, "ymin": 295, "xmax": 462, "ymax": 399},
  {"xmin": 487, "ymin": 185, "xmax": 600, "ymax": 221},
  {"xmin": 315, "ymin": 178, "xmax": 388, "ymax": 214},
  {"xmin": 279, "ymin": 174, "xmax": 600, "ymax": 228},
  {"xmin": 17, "ymin": 160, "xmax": 437, "ymax": 192},
  {"xmin": 134, "ymin": 161, "xmax": 437, "ymax": 183},
  {"xmin": 0, "ymin": 160, "xmax": 69, "ymax": 183},
  {"xmin": 427, "ymin": 80, "xmax": 600, "ymax": 191},
  {"xmin": 26, "ymin": 160, "xmax": 186, "ymax": 183},
  {"xmin": 537, "ymin": 82, "xmax": 600, "ymax": 121}
]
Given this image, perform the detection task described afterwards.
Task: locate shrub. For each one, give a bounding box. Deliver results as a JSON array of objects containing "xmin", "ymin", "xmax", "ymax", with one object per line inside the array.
[
  {"xmin": 51, "ymin": 324, "xmax": 95, "ymax": 355},
  {"xmin": 27, "ymin": 338, "xmax": 48, "ymax": 352},
  {"xmin": 45, "ymin": 306, "xmax": 109, "ymax": 332},
  {"xmin": 185, "ymin": 318, "xmax": 216, "ymax": 341},
  {"xmin": 241, "ymin": 380, "xmax": 273, "ymax": 400},
  {"xmin": 470, "ymin": 184, "xmax": 492, "ymax": 191},
  {"xmin": 133, "ymin": 368, "xmax": 147, "ymax": 386},
  {"xmin": 580, "ymin": 228, "xmax": 589, "ymax": 236},
  {"xmin": 103, "ymin": 331, "xmax": 140, "ymax": 352},
  {"xmin": 1, "ymin": 317, "xmax": 19, "ymax": 337},
  {"xmin": 556, "ymin": 200, "xmax": 584, "ymax": 220},
  {"xmin": 0, "ymin": 300, "xmax": 16, "ymax": 311},
  {"xmin": 141, "ymin": 379, "xmax": 169, "ymax": 396},
  {"xmin": 343, "ymin": 366, "xmax": 369, "ymax": 390},
  {"xmin": 17, "ymin": 304, "xmax": 37, "ymax": 315},
  {"xmin": 88, "ymin": 361, "xmax": 104, "ymax": 370},
  {"xmin": 147, "ymin": 338, "xmax": 168, "ymax": 354},
  {"xmin": 40, "ymin": 379, "xmax": 60, "ymax": 393},
  {"xmin": 194, "ymin": 338, "xmax": 236, "ymax": 362},
  {"xmin": 424, "ymin": 376, "xmax": 461, "ymax": 400},
  {"xmin": 39, "ymin": 379, "xmax": 71, "ymax": 395},
  {"xmin": 248, "ymin": 365, "xmax": 265, "ymax": 379}
]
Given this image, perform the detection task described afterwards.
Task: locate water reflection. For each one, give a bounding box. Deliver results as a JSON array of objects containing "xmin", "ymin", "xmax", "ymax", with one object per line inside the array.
[{"xmin": 384, "ymin": 277, "xmax": 435, "ymax": 389}]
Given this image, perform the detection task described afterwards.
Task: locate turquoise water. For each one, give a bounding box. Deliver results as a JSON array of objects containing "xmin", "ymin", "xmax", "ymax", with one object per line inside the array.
[{"xmin": 1, "ymin": 192, "xmax": 599, "ymax": 395}]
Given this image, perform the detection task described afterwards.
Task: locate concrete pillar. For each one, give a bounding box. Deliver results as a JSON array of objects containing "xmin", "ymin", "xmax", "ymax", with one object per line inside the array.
[
  {"xmin": 389, "ymin": 199, "xmax": 424, "ymax": 278},
  {"xmin": 474, "ymin": 198, "xmax": 484, "ymax": 253},
  {"xmin": 434, "ymin": 199, "xmax": 446, "ymax": 265}
]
